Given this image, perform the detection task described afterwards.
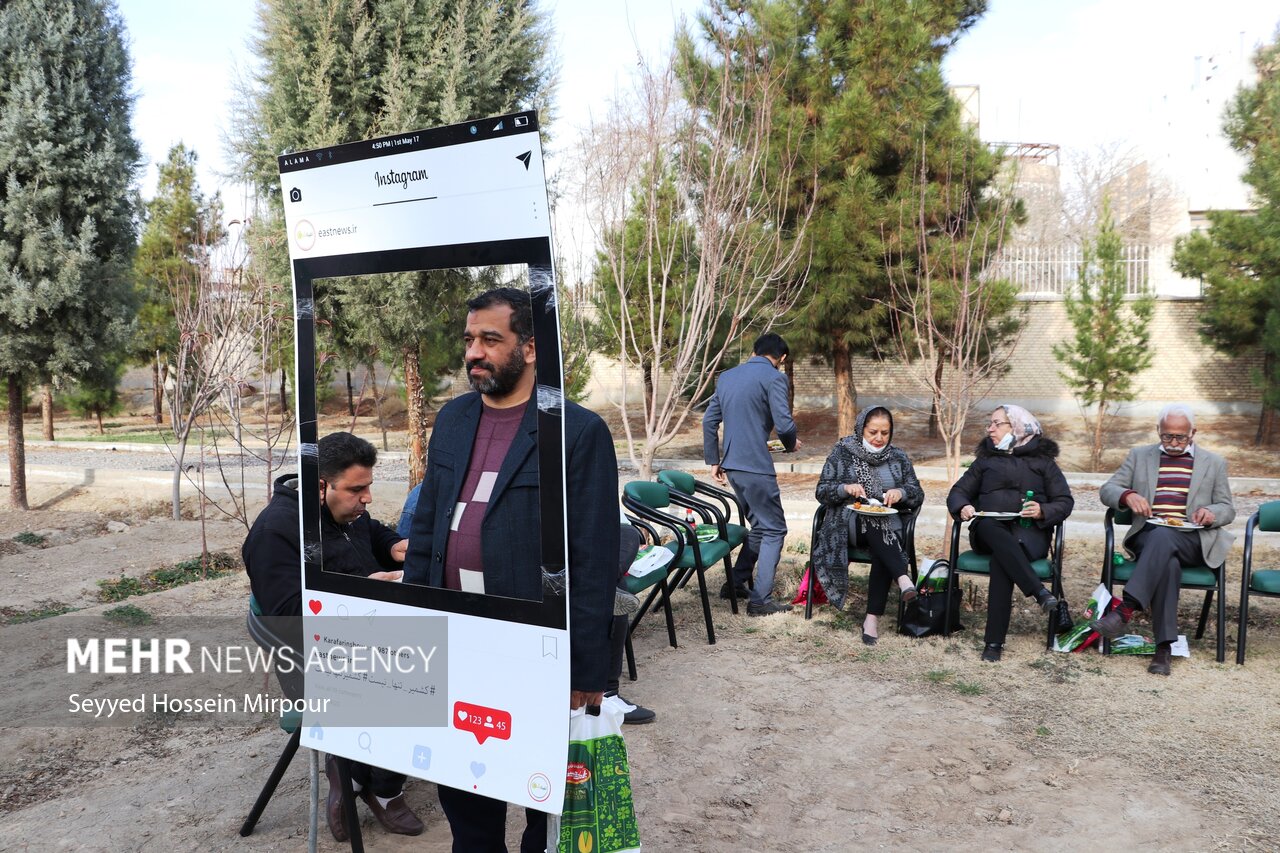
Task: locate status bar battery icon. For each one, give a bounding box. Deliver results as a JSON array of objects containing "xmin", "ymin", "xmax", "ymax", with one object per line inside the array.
[{"xmin": 513, "ymin": 116, "xmax": 529, "ymax": 127}]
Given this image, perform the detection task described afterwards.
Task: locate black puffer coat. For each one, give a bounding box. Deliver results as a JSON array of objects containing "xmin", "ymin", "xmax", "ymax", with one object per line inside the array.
[{"xmin": 946, "ymin": 436, "xmax": 1074, "ymax": 559}]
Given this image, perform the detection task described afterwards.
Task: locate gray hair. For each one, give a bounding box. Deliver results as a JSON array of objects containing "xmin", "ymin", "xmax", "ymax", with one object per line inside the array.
[{"xmin": 1157, "ymin": 403, "xmax": 1195, "ymax": 430}]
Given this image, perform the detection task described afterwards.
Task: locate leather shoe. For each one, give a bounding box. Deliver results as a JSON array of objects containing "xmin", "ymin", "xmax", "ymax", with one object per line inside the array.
[
  {"xmin": 617, "ymin": 695, "xmax": 657, "ymax": 725},
  {"xmin": 1091, "ymin": 609, "xmax": 1129, "ymax": 640},
  {"xmin": 1147, "ymin": 645, "xmax": 1172, "ymax": 676},
  {"xmin": 981, "ymin": 644, "xmax": 1003, "ymax": 663},
  {"xmin": 1034, "ymin": 588, "xmax": 1059, "ymax": 613},
  {"xmin": 747, "ymin": 600, "xmax": 792, "ymax": 617},
  {"xmin": 324, "ymin": 755, "xmax": 348, "ymax": 842},
  {"xmin": 360, "ymin": 791, "xmax": 425, "ymax": 836},
  {"xmin": 719, "ymin": 581, "xmax": 751, "ymax": 600},
  {"xmin": 861, "ymin": 632, "xmax": 878, "ymax": 646}
]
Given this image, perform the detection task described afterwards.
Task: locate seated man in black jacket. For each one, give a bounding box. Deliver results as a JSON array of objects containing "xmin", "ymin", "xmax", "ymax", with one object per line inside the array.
[{"xmin": 242, "ymin": 431, "xmax": 423, "ymax": 841}]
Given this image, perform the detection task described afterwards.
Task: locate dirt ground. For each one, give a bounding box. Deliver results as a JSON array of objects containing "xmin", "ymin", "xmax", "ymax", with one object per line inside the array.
[{"xmin": 2, "ymin": 476, "xmax": 1280, "ymax": 851}]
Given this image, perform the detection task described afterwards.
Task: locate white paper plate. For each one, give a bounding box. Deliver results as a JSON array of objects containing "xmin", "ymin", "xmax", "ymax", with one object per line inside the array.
[
  {"xmin": 853, "ymin": 505, "xmax": 898, "ymax": 516},
  {"xmin": 1146, "ymin": 516, "xmax": 1203, "ymax": 530},
  {"xmin": 974, "ymin": 511, "xmax": 1020, "ymax": 519}
]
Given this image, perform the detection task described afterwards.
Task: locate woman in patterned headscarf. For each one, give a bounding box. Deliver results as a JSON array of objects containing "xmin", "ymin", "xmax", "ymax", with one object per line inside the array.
[
  {"xmin": 946, "ymin": 404, "xmax": 1075, "ymax": 662},
  {"xmin": 812, "ymin": 406, "xmax": 924, "ymax": 644}
]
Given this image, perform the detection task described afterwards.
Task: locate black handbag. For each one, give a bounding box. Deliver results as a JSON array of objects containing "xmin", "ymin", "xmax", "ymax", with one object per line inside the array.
[{"xmin": 899, "ymin": 559, "xmax": 963, "ymax": 638}]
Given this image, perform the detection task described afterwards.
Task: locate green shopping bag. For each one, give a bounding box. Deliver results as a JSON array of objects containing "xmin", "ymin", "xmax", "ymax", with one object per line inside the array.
[{"xmin": 552, "ymin": 697, "xmax": 641, "ymax": 853}]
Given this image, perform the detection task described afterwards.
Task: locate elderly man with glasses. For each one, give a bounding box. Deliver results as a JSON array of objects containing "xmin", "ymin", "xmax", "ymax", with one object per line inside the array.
[{"xmin": 1093, "ymin": 403, "xmax": 1236, "ymax": 675}]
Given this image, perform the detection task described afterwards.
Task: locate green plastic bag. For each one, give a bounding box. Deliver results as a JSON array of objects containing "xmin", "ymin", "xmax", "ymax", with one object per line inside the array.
[{"xmin": 552, "ymin": 697, "xmax": 641, "ymax": 853}]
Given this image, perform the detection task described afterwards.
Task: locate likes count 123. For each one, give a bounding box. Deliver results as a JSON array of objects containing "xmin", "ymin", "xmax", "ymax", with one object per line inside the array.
[{"xmin": 454, "ymin": 701, "xmax": 511, "ymax": 744}]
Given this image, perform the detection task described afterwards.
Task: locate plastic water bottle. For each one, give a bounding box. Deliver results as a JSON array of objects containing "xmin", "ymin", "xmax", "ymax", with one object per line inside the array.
[{"xmin": 1019, "ymin": 491, "xmax": 1034, "ymax": 528}]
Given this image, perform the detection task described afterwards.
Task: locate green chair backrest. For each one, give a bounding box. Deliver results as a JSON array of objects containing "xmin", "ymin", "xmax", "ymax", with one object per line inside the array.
[
  {"xmin": 657, "ymin": 469, "xmax": 696, "ymax": 495},
  {"xmin": 1113, "ymin": 506, "xmax": 1134, "ymax": 526},
  {"xmin": 624, "ymin": 480, "xmax": 670, "ymax": 509},
  {"xmin": 1259, "ymin": 500, "xmax": 1280, "ymax": 533},
  {"xmin": 249, "ymin": 594, "xmax": 263, "ymax": 617}
]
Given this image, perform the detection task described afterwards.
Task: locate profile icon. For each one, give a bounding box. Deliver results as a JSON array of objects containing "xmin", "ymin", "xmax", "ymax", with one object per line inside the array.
[{"xmin": 289, "ymin": 187, "xmax": 302, "ymax": 203}]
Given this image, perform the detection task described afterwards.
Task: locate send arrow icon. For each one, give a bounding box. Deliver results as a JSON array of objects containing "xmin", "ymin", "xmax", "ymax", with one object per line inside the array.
[{"xmin": 516, "ymin": 151, "xmax": 532, "ymax": 170}]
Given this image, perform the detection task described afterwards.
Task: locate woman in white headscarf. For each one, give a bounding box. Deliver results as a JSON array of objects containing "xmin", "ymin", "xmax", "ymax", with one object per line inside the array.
[{"xmin": 946, "ymin": 404, "xmax": 1074, "ymax": 662}]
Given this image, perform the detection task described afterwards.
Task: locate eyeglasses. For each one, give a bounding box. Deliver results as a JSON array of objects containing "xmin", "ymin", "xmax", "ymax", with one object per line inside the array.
[
  {"xmin": 1159, "ymin": 433, "xmax": 1191, "ymax": 444},
  {"xmin": 988, "ymin": 420, "xmax": 1010, "ymax": 428}
]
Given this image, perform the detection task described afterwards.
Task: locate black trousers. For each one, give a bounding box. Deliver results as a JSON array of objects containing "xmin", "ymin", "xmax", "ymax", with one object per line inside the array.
[
  {"xmin": 848, "ymin": 518, "xmax": 909, "ymax": 617},
  {"xmin": 970, "ymin": 520, "xmax": 1046, "ymax": 646},
  {"xmin": 607, "ymin": 613, "xmax": 627, "ymax": 696},
  {"xmin": 347, "ymin": 762, "xmax": 407, "ymax": 799},
  {"xmin": 438, "ymin": 784, "xmax": 547, "ymax": 853}
]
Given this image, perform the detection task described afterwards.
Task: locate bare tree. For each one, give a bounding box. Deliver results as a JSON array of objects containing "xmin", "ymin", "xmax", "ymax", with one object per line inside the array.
[
  {"xmin": 163, "ymin": 220, "xmax": 293, "ymax": 523},
  {"xmin": 1057, "ymin": 142, "xmax": 1183, "ymax": 245},
  {"xmin": 886, "ymin": 150, "xmax": 1022, "ymax": 483},
  {"xmin": 580, "ymin": 36, "xmax": 813, "ymax": 478}
]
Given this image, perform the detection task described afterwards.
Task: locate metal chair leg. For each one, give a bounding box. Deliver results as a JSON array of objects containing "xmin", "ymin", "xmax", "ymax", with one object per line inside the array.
[
  {"xmin": 1196, "ymin": 590, "xmax": 1213, "ymax": 640},
  {"xmin": 694, "ymin": 567, "xmax": 716, "ymax": 644},
  {"xmin": 240, "ymin": 727, "xmax": 301, "ymax": 837}
]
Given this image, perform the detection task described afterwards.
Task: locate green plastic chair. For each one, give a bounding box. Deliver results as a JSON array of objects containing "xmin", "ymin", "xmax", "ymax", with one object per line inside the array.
[
  {"xmin": 1236, "ymin": 501, "xmax": 1280, "ymax": 665},
  {"xmin": 656, "ymin": 469, "xmax": 749, "ymax": 549},
  {"xmin": 622, "ymin": 480, "xmax": 731, "ymax": 644},
  {"xmin": 621, "ymin": 514, "xmax": 678, "ymax": 681},
  {"xmin": 945, "ymin": 515, "xmax": 1066, "ymax": 649},
  {"xmin": 802, "ymin": 504, "xmax": 919, "ymax": 621},
  {"xmin": 1102, "ymin": 506, "xmax": 1226, "ymax": 662}
]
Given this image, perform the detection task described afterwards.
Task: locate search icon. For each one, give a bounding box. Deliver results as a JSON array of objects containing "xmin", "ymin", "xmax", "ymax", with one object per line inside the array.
[{"xmin": 358, "ymin": 731, "xmax": 372, "ymax": 753}]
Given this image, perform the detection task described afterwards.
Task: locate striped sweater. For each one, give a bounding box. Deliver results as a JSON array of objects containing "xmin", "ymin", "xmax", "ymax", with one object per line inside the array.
[{"xmin": 1152, "ymin": 452, "xmax": 1194, "ymax": 518}]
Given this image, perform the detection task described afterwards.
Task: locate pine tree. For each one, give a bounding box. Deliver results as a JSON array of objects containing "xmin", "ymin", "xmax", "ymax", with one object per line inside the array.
[
  {"xmin": 685, "ymin": 0, "xmax": 991, "ymax": 435},
  {"xmin": 1172, "ymin": 33, "xmax": 1280, "ymax": 445},
  {"xmin": 133, "ymin": 144, "xmax": 222, "ymax": 425},
  {"xmin": 233, "ymin": 0, "xmax": 553, "ymax": 486},
  {"xmin": 1053, "ymin": 201, "xmax": 1155, "ymax": 470},
  {"xmin": 0, "ymin": 0, "xmax": 140, "ymax": 509}
]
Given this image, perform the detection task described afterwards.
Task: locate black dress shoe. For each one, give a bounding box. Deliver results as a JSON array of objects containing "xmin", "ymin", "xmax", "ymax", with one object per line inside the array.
[
  {"xmin": 1147, "ymin": 645, "xmax": 1172, "ymax": 676},
  {"xmin": 360, "ymin": 791, "xmax": 425, "ymax": 836},
  {"xmin": 324, "ymin": 755, "xmax": 348, "ymax": 842},
  {"xmin": 617, "ymin": 695, "xmax": 657, "ymax": 725},
  {"xmin": 1034, "ymin": 588, "xmax": 1059, "ymax": 613},
  {"xmin": 719, "ymin": 581, "xmax": 751, "ymax": 600},
  {"xmin": 981, "ymin": 644, "xmax": 1003, "ymax": 663},
  {"xmin": 747, "ymin": 600, "xmax": 792, "ymax": 617},
  {"xmin": 861, "ymin": 632, "xmax": 878, "ymax": 646},
  {"xmin": 1091, "ymin": 609, "xmax": 1129, "ymax": 640}
]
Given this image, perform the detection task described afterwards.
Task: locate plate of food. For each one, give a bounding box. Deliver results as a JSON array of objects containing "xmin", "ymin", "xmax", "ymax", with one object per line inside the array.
[
  {"xmin": 767, "ymin": 439, "xmax": 786, "ymax": 453},
  {"xmin": 853, "ymin": 503, "xmax": 898, "ymax": 516},
  {"xmin": 974, "ymin": 511, "xmax": 1021, "ymax": 519},
  {"xmin": 1146, "ymin": 516, "xmax": 1203, "ymax": 530}
]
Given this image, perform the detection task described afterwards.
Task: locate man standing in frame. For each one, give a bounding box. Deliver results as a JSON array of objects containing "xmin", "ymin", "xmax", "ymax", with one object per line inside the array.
[{"xmin": 402, "ymin": 286, "xmax": 618, "ymax": 851}]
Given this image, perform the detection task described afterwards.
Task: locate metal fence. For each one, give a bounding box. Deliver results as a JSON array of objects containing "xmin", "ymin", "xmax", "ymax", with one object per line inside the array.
[{"xmin": 989, "ymin": 244, "xmax": 1154, "ymax": 297}]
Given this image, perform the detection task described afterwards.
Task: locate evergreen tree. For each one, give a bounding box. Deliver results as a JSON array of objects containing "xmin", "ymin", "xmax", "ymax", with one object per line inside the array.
[
  {"xmin": 1053, "ymin": 201, "xmax": 1155, "ymax": 470},
  {"xmin": 133, "ymin": 144, "xmax": 223, "ymax": 425},
  {"xmin": 233, "ymin": 0, "xmax": 553, "ymax": 485},
  {"xmin": 65, "ymin": 356, "xmax": 126, "ymax": 434},
  {"xmin": 0, "ymin": 0, "xmax": 140, "ymax": 509},
  {"xmin": 685, "ymin": 0, "xmax": 990, "ymax": 435},
  {"xmin": 1172, "ymin": 32, "xmax": 1280, "ymax": 445}
]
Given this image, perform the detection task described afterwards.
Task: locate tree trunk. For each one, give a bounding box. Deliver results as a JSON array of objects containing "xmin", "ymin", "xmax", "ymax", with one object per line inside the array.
[
  {"xmin": 7, "ymin": 375, "xmax": 28, "ymax": 510},
  {"xmin": 1091, "ymin": 399, "xmax": 1107, "ymax": 472},
  {"xmin": 96, "ymin": 409, "xmax": 105, "ymax": 435},
  {"xmin": 833, "ymin": 339, "xmax": 858, "ymax": 437},
  {"xmin": 1257, "ymin": 353, "xmax": 1277, "ymax": 446},
  {"xmin": 346, "ymin": 370, "xmax": 355, "ymax": 416},
  {"xmin": 642, "ymin": 361, "xmax": 655, "ymax": 416},
  {"xmin": 279, "ymin": 368, "xmax": 288, "ymax": 413},
  {"xmin": 152, "ymin": 352, "xmax": 164, "ymax": 425},
  {"xmin": 171, "ymin": 426, "xmax": 191, "ymax": 521},
  {"xmin": 40, "ymin": 384, "xmax": 54, "ymax": 441},
  {"xmin": 784, "ymin": 356, "xmax": 795, "ymax": 414},
  {"xmin": 403, "ymin": 345, "xmax": 427, "ymax": 488},
  {"xmin": 928, "ymin": 354, "xmax": 944, "ymax": 439}
]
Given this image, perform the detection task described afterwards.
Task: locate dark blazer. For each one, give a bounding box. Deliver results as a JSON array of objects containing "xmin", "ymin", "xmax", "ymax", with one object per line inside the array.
[
  {"xmin": 702, "ymin": 355, "xmax": 797, "ymax": 475},
  {"xmin": 402, "ymin": 393, "xmax": 618, "ymax": 693},
  {"xmin": 946, "ymin": 436, "xmax": 1074, "ymax": 559}
]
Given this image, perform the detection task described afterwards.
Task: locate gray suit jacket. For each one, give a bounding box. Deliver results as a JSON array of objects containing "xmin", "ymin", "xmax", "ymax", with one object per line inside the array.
[
  {"xmin": 1099, "ymin": 443, "xmax": 1236, "ymax": 568},
  {"xmin": 702, "ymin": 356, "xmax": 797, "ymax": 476}
]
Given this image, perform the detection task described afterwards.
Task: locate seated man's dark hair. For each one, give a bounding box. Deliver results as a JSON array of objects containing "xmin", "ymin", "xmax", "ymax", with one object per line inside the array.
[
  {"xmin": 318, "ymin": 431, "xmax": 378, "ymax": 481},
  {"xmin": 752, "ymin": 333, "xmax": 789, "ymax": 360},
  {"xmin": 466, "ymin": 286, "xmax": 534, "ymax": 344}
]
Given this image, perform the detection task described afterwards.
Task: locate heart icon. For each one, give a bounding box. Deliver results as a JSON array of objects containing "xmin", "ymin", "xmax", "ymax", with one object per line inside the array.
[
  {"xmin": 457, "ymin": 710, "xmax": 468, "ymax": 722},
  {"xmin": 308, "ymin": 599, "xmax": 322, "ymax": 615},
  {"xmin": 470, "ymin": 761, "xmax": 486, "ymax": 779},
  {"xmin": 313, "ymin": 634, "xmax": 320, "ymax": 642}
]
